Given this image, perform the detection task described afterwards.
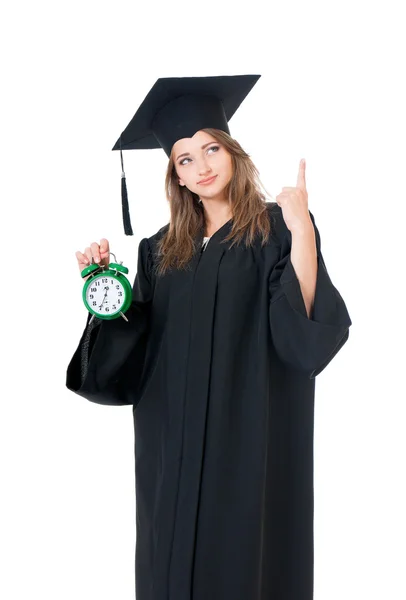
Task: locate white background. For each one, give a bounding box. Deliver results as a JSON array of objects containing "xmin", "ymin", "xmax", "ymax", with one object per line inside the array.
[{"xmin": 1, "ymin": 0, "xmax": 405, "ymax": 598}]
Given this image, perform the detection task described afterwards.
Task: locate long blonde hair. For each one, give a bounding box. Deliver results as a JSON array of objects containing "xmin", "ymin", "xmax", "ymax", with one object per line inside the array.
[{"xmin": 155, "ymin": 128, "xmax": 275, "ymax": 277}]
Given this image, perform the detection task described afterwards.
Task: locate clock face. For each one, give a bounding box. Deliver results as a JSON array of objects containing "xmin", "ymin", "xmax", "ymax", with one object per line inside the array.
[{"xmin": 85, "ymin": 274, "xmax": 127, "ymax": 316}]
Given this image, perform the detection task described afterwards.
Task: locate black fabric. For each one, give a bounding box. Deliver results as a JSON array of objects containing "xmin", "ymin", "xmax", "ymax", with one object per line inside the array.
[
  {"xmin": 112, "ymin": 74, "xmax": 261, "ymax": 157},
  {"xmin": 66, "ymin": 202, "xmax": 352, "ymax": 599},
  {"xmin": 269, "ymin": 210, "xmax": 351, "ymax": 378}
]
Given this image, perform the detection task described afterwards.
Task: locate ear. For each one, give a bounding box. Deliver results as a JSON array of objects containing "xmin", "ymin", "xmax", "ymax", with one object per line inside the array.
[{"xmin": 178, "ymin": 179, "xmax": 185, "ymax": 186}]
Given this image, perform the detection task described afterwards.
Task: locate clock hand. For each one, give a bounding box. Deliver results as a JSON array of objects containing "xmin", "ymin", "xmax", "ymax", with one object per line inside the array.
[{"xmin": 98, "ymin": 288, "xmax": 109, "ymax": 311}]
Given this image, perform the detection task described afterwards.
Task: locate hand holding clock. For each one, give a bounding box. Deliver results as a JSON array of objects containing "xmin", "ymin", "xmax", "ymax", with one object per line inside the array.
[
  {"xmin": 75, "ymin": 238, "xmax": 111, "ymax": 281},
  {"xmin": 77, "ymin": 239, "xmax": 132, "ymax": 321}
]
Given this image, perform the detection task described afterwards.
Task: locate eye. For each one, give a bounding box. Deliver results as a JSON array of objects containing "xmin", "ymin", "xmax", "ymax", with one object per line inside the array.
[{"xmin": 179, "ymin": 145, "xmax": 220, "ymax": 166}]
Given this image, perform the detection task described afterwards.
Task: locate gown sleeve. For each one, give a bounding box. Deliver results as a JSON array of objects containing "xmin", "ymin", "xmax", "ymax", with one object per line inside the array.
[
  {"xmin": 65, "ymin": 237, "xmax": 154, "ymax": 405},
  {"xmin": 268, "ymin": 207, "xmax": 352, "ymax": 379}
]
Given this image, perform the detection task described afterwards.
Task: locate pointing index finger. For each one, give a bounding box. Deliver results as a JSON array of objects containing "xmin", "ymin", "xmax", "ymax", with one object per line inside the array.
[{"xmin": 296, "ymin": 158, "xmax": 306, "ymax": 190}]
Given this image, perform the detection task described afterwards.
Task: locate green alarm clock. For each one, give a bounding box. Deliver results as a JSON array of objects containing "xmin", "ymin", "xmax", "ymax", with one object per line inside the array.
[{"xmin": 81, "ymin": 251, "xmax": 132, "ymax": 322}]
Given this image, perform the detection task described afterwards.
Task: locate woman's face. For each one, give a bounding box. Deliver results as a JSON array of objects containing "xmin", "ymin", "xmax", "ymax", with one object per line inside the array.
[{"xmin": 172, "ymin": 130, "xmax": 233, "ymax": 201}]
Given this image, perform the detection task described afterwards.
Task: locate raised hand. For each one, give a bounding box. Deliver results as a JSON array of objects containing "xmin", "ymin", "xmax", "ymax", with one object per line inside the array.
[{"xmin": 275, "ymin": 159, "xmax": 313, "ymax": 234}]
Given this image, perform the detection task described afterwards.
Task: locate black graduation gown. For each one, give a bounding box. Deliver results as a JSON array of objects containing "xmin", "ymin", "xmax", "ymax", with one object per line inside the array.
[{"xmin": 66, "ymin": 202, "xmax": 352, "ymax": 600}]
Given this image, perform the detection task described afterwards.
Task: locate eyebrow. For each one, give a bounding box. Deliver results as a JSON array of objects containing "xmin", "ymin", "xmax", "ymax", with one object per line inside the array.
[{"xmin": 176, "ymin": 142, "xmax": 217, "ymax": 162}]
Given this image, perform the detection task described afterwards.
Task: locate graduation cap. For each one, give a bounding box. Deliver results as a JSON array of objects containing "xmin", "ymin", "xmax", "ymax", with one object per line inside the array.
[{"xmin": 112, "ymin": 74, "xmax": 261, "ymax": 235}]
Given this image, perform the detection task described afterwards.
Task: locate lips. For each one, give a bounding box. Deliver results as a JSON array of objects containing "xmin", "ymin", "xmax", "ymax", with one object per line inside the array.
[{"xmin": 198, "ymin": 175, "xmax": 217, "ymax": 185}]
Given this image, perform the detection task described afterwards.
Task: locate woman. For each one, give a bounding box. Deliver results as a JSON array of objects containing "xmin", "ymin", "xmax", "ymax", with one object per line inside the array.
[{"xmin": 67, "ymin": 76, "xmax": 352, "ymax": 600}]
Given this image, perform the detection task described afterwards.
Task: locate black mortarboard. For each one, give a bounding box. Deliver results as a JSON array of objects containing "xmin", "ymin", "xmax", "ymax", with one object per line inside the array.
[{"xmin": 112, "ymin": 74, "xmax": 261, "ymax": 235}]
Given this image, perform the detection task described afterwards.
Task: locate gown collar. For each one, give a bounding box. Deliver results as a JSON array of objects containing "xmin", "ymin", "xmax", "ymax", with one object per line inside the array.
[{"xmin": 196, "ymin": 217, "xmax": 234, "ymax": 251}]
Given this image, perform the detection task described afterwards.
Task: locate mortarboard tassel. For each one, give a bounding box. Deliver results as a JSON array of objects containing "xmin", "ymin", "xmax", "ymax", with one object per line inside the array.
[{"xmin": 120, "ymin": 136, "xmax": 133, "ymax": 236}]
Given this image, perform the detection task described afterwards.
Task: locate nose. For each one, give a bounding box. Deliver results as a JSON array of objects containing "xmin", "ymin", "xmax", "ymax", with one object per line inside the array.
[
  {"xmin": 198, "ymin": 162, "xmax": 213, "ymax": 176},
  {"xmin": 196, "ymin": 154, "xmax": 212, "ymax": 172}
]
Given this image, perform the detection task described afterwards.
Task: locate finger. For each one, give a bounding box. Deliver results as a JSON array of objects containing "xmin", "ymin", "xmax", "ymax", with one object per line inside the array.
[
  {"xmin": 281, "ymin": 187, "xmax": 298, "ymax": 192},
  {"xmin": 76, "ymin": 251, "xmax": 90, "ymax": 265},
  {"xmin": 90, "ymin": 242, "xmax": 101, "ymax": 263},
  {"xmin": 99, "ymin": 238, "xmax": 110, "ymax": 260},
  {"xmin": 296, "ymin": 158, "xmax": 306, "ymax": 190},
  {"xmin": 84, "ymin": 247, "xmax": 93, "ymax": 263},
  {"xmin": 100, "ymin": 238, "xmax": 109, "ymax": 250},
  {"xmin": 276, "ymin": 193, "xmax": 288, "ymax": 206}
]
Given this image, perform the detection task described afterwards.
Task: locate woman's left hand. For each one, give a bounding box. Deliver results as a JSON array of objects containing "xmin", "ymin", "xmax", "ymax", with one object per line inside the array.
[{"xmin": 276, "ymin": 159, "xmax": 313, "ymax": 234}]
